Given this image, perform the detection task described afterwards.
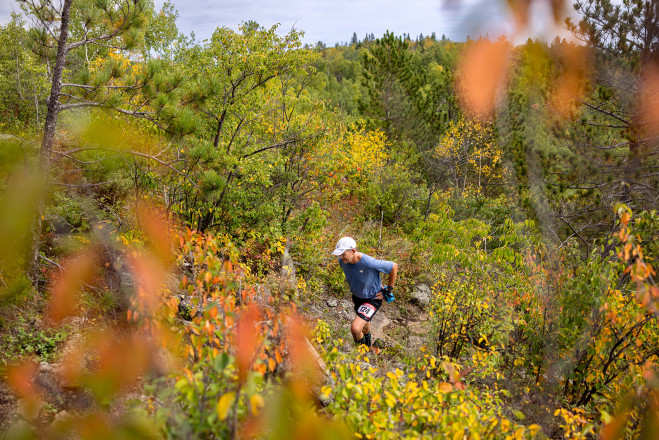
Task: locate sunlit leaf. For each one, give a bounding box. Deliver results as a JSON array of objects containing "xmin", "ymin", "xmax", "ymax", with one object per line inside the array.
[
  {"xmin": 218, "ymin": 392, "xmax": 236, "ymax": 420},
  {"xmin": 249, "ymin": 393, "xmax": 264, "ymax": 415}
]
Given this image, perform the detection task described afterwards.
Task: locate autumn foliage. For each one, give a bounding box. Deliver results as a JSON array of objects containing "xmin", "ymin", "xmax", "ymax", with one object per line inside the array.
[{"xmin": 1, "ymin": 0, "xmax": 659, "ymax": 438}]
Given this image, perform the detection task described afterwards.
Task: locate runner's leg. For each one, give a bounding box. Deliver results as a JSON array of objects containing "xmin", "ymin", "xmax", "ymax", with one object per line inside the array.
[
  {"xmin": 363, "ymin": 321, "xmax": 371, "ymax": 335},
  {"xmin": 351, "ymin": 315, "xmax": 368, "ymax": 342}
]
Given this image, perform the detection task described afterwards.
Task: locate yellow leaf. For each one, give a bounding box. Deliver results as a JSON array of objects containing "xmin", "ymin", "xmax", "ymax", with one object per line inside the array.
[
  {"xmin": 250, "ymin": 394, "xmax": 265, "ymax": 415},
  {"xmin": 528, "ymin": 425, "xmax": 542, "ymax": 436},
  {"xmin": 384, "ymin": 391, "xmax": 396, "ymax": 408},
  {"xmin": 217, "ymin": 392, "xmax": 235, "ymax": 420}
]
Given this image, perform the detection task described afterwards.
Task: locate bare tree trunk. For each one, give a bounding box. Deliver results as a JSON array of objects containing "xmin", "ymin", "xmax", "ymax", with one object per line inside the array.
[{"xmin": 28, "ymin": 0, "xmax": 73, "ymax": 280}]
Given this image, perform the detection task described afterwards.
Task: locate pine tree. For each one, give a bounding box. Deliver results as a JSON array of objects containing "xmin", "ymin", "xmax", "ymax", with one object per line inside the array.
[
  {"xmin": 563, "ymin": 0, "xmax": 659, "ymax": 216},
  {"xmin": 18, "ymin": 0, "xmax": 153, "ymax": 276}
]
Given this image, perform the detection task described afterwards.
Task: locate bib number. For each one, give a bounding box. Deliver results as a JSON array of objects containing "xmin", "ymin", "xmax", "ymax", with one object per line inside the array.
[{"xmin": 357, "ymin": 304, "xmax": 376, "ymax": 318}]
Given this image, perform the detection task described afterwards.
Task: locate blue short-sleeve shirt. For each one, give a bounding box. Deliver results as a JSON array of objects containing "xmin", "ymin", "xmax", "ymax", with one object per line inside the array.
[{"xmin": 339, "ymin": 253, "xmax": 394, "ymax": 299}]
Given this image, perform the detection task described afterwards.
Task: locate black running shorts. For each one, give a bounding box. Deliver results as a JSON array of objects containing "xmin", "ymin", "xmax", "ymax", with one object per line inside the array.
[{"xmin": 352, "ymin": 294, "xmax": 382, "ymax": 322}]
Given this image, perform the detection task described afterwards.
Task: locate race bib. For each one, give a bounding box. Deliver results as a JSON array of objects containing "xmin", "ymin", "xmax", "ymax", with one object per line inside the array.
[{"xmin": 357, "ymin": 303, "xmax": 376, "ymax": 318}]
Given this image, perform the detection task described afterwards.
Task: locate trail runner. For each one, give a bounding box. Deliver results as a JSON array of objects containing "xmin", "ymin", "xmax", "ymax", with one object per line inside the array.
[{"xmin": 332, "ymin": 236, "xmax": 398, "ymax": 347}]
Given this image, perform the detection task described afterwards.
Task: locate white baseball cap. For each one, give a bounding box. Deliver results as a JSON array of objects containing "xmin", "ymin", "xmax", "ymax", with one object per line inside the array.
[{"xmin": 332, "ymin": 237, "xmax": 356, "ymax": 255}]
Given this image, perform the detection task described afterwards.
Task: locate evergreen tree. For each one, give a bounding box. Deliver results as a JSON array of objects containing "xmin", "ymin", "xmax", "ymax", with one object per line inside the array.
[
  {"xmin": 557, "ymin": 0, "xmax": 659, "ymax": 233},
  {"xmin": 358, "ymin": 31, "xmax": 412, "ymax": 137}
]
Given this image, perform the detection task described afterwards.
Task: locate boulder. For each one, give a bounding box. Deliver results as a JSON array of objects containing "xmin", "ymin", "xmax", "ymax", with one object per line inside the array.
[
  {"xmin": 410, "ymin": 284, "xmax": 432, "ymax": 306},
  {"xmin": 369, "ymin": 311, "xmax": 391, "ymax": 339},
  {"xmin": 338, "ymin": 300, "xmax": 354, "ymax": 322}
]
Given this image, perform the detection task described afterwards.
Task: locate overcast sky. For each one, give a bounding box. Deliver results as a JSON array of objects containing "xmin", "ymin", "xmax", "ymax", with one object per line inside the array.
[{"xmin": 0, "ymin": 0, "xmax": 576, "ymax": 45}]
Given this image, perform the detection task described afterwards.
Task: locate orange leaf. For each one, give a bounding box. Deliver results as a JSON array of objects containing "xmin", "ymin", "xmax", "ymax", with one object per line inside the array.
[
  {"xmin": 438, "ymin": 382, "xmax": 453, "ymax": 393},
  {"xmin": 601, "ymin": 409, "xmax": 630, "ymax": 440},
  {"xmin": 550, "ymin": 44, "xmax": 592, "ymax": 116},
  {"xmin": 234, "ymin": 304, "xmax": 262, "ymax": 381},
  {"xmin": 127, "ymin": 253, "xmax": 165, "ymax": 317},
  {"xmin": 285, "ymin": 313, "xmax": 320, "ymax": 390},
  {"xmin": 636, "ymin": 61, "xmax": 659, "ymax": 138},
  {"xmin": 457, "ymin": 39, "xmax": 511, "ymax": 119},
  {"xmin": 138, "ymin": 204, "xmax": 173, "ymax": 266},
  {"xmin": 6, "ymin": 360, "xmax": 38, "ymax": 397},
  {"xmin": 91, "ymin": 333, "xmax": 153, "ymax": 398},
  {"xmin": 47, "ymin": 251, "xmax": 96, "ymax": 324}
]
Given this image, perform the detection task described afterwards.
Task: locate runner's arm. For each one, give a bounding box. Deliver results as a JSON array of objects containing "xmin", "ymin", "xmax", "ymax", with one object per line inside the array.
[{"xmin": 387, "ymin": 262, "xmax": 398, "ymax": 288}]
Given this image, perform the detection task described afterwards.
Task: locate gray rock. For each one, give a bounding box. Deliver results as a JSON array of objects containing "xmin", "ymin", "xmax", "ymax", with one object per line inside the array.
[
  {"xmin": 339, "ymin": 300, "xmax": 353, "ymax": 310},
  {"xmin": 280, "ymin": 242, "xmax": 297, "ymax": 291},
  {"xmin": 410, "ymin": 284, "xmax": 432, "ymax": 306},
  {"xmin": 326, "ymin": 298, "xmax": 338, "ymax": 308},
  {"xmin": 317, "ymin": 392, "xmax": 333, "ymax": 407},
  {"xmin": 369, "ymin": 311, "xmax": 391, "ymax": 339},
  {"xmin": 338, "ymin": 300, "xmax": 354, "ymax": 321},
  {"xmin": 254, "ymin": 284, "xmax": 272, "ymax": 304},
  {"xmin": 34, "ymin": 367, "xmax": 62, "ymax": 403},
  {"xmin": 340, "ymin": 309, "xmax": 353, "ymax": 322}
]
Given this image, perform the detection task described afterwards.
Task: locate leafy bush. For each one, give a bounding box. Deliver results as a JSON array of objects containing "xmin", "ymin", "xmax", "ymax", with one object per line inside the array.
[{"xmin": 0, "ymin": 316, "xmax": 68, "ymax": 365}]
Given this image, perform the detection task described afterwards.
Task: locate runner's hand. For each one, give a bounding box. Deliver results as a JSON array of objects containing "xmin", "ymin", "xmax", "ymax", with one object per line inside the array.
[
  {"xmin": 382, "ymin": 285, "xmax": 394, "ymax": 302},
  {"xmin": 374, "ymin": 291, "xmax": 383, "ymax": 300}
]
